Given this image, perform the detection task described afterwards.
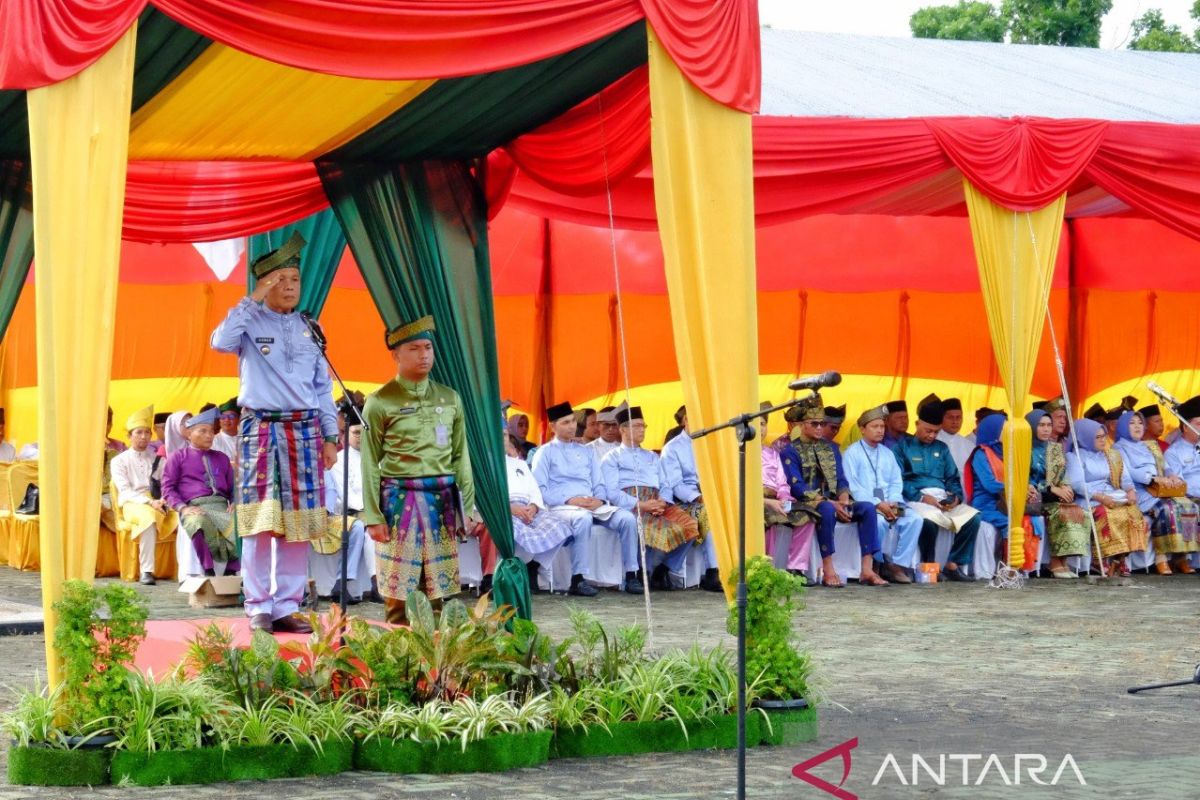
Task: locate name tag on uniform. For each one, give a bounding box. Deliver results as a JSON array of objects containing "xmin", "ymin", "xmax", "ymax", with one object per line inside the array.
[
  {"xmin": 255, "ymin": 337, "xmax": 274, "ymax": 344},
  {"xmin": 398, "ymin": 407, "xmax": 417, "ymax": 416},
  {"xmin": 435, "ymin": 424, "xmax": 449, "ymax": 447},
  {"xmin": 933, "ymin": 452, "xmax": 941, "ymax": 458}
]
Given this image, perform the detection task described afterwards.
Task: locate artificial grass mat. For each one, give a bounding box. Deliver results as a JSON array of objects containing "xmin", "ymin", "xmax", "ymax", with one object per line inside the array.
[
  {"xmin": 550, "ymin": 714, "xmax": 761, "ymax": 759},
  {"xmin": 109, "ymin": 740, "xmax": 353, "ymax": 786},
  {"xmin": 7, "ymin": 746, "xmax": 112, "ymax": 786},
  {"xmin": 354, "ymin": 730, "xmax": 552, "ymax": 774},
  {"xmin": 758, "ymin": 706, "xmax": 818, "ymax": 746}
]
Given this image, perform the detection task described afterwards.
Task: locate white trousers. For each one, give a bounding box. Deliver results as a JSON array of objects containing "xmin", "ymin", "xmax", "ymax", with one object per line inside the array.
[
  {"xmin": 241, "ymin": 534, "xmax": 309, "ymax": 620},
  {"xmin": 137, "ymin": 524, "xmax": 157, "ymax": 574}
]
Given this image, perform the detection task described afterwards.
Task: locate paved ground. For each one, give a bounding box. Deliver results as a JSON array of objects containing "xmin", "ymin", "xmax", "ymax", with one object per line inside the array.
[{"xmin": 1, "ymin": 565, "xmax": 1198, "ymax": 798}]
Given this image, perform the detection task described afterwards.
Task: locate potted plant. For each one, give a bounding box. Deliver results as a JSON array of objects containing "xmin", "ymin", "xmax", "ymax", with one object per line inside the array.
[
  {"xmin": 2, "ymin": 679, "xmax": 112, "ymax": 786},
  {"xmin": 730, "ymin": 555, "xmax": 817, "ymax": 746}
]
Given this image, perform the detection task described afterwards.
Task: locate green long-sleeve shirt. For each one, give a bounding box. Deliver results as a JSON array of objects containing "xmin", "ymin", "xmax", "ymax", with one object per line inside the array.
[
  {"xmin": 891, "ymin": 434, "xmax": 964, "ymax": 502},
  {"xmin": 360, "ymin": 375, "xmax": 474, "ymax": 526}
]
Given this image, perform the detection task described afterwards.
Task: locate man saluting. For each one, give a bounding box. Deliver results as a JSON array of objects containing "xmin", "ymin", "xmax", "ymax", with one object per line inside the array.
[
  {"xmin": 362, "ymin": 316, "xmax": 476, "ymax": 624},
  {"xmin": 211, "ymin": 232, "xmax": 339, "ymax": 634}
]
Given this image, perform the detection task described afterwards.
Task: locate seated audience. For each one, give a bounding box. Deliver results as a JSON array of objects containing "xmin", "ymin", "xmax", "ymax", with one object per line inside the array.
[
  {"xmin": 532, "ymin": 401, "xmax": 643, "ymax": 593},
  {"xmin": 111, "ymin": 405, "xmax": 179, "ymax": 585},
  {"xmin": 162, "ymin": 408, "xmax": 239, "ymax": 578},
  {"xmin": 965, "ymin": 413, "xmax": 1041, "ymax": 571},
  {"xmin": 882, "ymin": 400, "xmax": 909, "ymax": 449},
  {"xmin": 892, "ymin": 399, "xmax": 980, "ymax": 581},
  {"xmin": 506, "ymin": 433, "xmax": 597, "ymax": 596},
  {"xmin": 507, "ymin": 412, "xmax": 536, "ymax": 460},
  {"xmin": 589, "ymin": 406, "xmax": 621, "ymax": 460},
  {"xmin": 1113, "ymin": 410, "xmax": 1196, "ymax": 574},
  {"xmin": 659, "ymin": 408, "xmax": 723, "ymax": 592},
  {"xmin": 1067, "ymin": 418, "xmax": 1147, "ymax": 577},
  {"xmin": 936, "ymin": 398, "xmax": 973, "ymax": 473},
  {"xmin": 1139, "ymin": 403, "xmax": 1169, "ymax": 453},
  {"xmin": 781, "ymin": 395, "xmax": 885, "ymax": 587},
  {"xmin": 822, "ymin": 405, "xmax": 846, "ymax": 443},
  {"xmin": 315, "ymin": 416, "xmax": 382, "ymax": 603},
  {"xmin": 212, "ymin": 397, "xmax": 240, "ymax": 461},
  {"xmin": 844, "ymin": 405, "xmax": 928, "ymax": 584},
  {"xmin": 601, "ymin": 406, "xmax": 700, "ymax": 591},
  {"xmin": 760, "ymin": 403, "xmax": 814, "ymax": 576},
  {"xmin": 1026, "ymin": 409, "xmax": 1089, "ymax": 579},
  {"xmin": 663, "ymin": 404, "xmax": 687, "ymax": 446}
]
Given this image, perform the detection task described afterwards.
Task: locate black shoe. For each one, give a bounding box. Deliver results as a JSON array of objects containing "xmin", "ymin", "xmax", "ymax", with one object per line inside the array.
[
  {"xmin": 624, "ymin": 570, "xmax": 644, "ymax": 594},
  {"xmin": 526, "ymin": 561, "xmax": 545, "ymax": 594},
  {"xmin": 649, "ymin": 563, "xmax": 673, "ymax": 591},
  {"xmin": 569, "ymin": 574, "xmax": 599, "ymax": 597},
  {"xmin": 477, "ymin": 574, "xmax": 493, "ymax": 598},
  {"xmin": 699, "ymin": 567, "xmax": 724, "ymax": 592},
  {"xmin": 944, "ymin": 565, "xmax": 974, "ymax": 582},
  {"xmin": 139, "ymin": 572, "xmax": 156, "ymax": 586},
  {"xmin": 203, "ymin": 567, "xmax": 216, "ymax": 577}
]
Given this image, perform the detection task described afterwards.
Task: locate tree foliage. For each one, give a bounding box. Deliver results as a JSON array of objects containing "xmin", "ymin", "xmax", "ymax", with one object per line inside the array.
[
  {"xmin": 1129, "ymin": 6, "xmax": 1199, "ymax": 52},
  {"xmin": 911, "ymin": 1, "xmax": 1007, "ymax": 41}
]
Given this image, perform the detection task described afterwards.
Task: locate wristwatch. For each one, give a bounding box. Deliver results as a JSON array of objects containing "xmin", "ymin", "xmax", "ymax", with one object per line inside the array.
[{"xmin": 324, "ymin": 436, "xmax": 339, "ymax": 445}]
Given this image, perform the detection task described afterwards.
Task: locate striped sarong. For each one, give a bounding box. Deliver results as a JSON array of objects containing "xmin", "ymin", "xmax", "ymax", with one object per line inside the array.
[
  {"xmin": 624, "ymin": 486, "xmax": 699, "ymax": 553},
  {"xmin": 376, "ymin": 476, "xmax": 463, "ymax": 602},
  {"xmin": 237, "ymin": 409, "xmax": 326, "ymax": 543},
  {"xmin": 511, "ymin": 494, "xmax": 573, "ymax": 555}
]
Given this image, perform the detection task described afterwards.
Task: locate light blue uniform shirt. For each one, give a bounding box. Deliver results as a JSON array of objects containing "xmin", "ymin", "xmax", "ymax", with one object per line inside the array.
[
  {"xmin": 842, "ymin": 439, "xmax": 905, "ymax": 505},
  {"xmin": 1165, "ymin": 438, "xmax": 1200, "ymax": 498},
  {"xmin": 530, "ymin": 438, "xmax": 604, "ymax": 506},
  {"xmin": 210, "ymin": 297, "xmax": 338, "ymax": 438},
  {"xmin": 660, "ymin": 433, "xmax": 701, "ymax": 503},
  {"xmin": 601, "ymin": 445, "xmax": 665, "ymax": 510}
]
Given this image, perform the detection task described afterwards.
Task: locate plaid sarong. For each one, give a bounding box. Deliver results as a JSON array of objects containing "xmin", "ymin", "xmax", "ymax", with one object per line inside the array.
[
  {"xmin": 624, "ymin": 486, "xmax": 698, "ymax": 553},
  {"xmin": 376, "ymin": 476, "xmax": 463, "ymax": 601},
  {"xmin": 237, "ymin": 409, "xmax": 326, "ymax": 543},
  {"xmin": 179, "ymin": 495, "xmax": 237, "ymax": 563}
]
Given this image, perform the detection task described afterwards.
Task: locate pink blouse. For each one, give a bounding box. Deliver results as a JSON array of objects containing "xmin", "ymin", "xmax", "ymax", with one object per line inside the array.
[{"xmin": 761, "ymin": 445, "xmax": 794, "ymax": 502}]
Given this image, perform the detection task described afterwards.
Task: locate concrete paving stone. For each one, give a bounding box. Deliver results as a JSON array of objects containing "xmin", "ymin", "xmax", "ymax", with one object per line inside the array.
[{"xmin": 1, "ymin": 565, "xmax": 1198, "ymax": 798}]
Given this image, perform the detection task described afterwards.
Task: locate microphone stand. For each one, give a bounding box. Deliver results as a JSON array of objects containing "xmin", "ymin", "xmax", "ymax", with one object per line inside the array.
[
  {"xmin": 1128, "ymin": 388, "xmax": 1200, "ymax": 694},
  {"xmin": 303, "ymin": 313, "xmax": 369, "ymax": 614},
  {"xmin": 690, "ymin": 392, "xmax": 817, "ymax": 800}
]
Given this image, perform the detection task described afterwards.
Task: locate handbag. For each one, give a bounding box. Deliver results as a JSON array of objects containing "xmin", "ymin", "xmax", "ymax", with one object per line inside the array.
[
  {"xmin": 149, "ymin": 455, "xmax": 164, "ymax": 500},
  {"xmin": 1148, "ymin": 479, "xmax": 1186, "ymax": 499},
  {"xmin": 15, "ymin": 483, "xmax": 38, "ymax": 514}
]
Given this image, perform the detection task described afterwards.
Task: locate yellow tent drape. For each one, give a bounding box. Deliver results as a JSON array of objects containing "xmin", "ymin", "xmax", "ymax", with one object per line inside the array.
[
  {"xmin": 647, "ymin": 25, "xmax": 763, "ymax": 596},
  {"xmin": 27, "ymin": 23, "xmax": 138, "ymax": 684},
  {"xmin": 963, "ymin": 182, "xmax": 1066, "ymax": 568}
]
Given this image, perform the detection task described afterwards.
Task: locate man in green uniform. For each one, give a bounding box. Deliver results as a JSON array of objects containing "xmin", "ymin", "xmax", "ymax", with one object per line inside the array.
[{"xmin": 363, "ymin": 315, "xmax": 476, "ymax": 624}]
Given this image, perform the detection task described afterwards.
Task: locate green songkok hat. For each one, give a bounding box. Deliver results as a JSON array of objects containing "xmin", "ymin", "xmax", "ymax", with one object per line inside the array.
[
  {"xmin": 251, "ymin": 231, "xmax": 306, "ymax": 279},
  {"xmin": 386, "ymin": 315, "xmax": 436, "ymax": 349}
]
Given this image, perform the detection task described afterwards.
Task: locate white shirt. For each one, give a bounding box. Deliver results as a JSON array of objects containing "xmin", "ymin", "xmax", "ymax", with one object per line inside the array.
[
  {"xmin": 588, "ymin": 437, "xmax": 620, "ymax": 461},
  {"xmin": 18, "ymin": 443, "xmax": 38, "ymax": 460},
  {"xmin": 0, "ymin": 442, "xmax": 14, "ymax": 462},
  {"xmin": 506, "ymin": 455, "xmax": 546, "ymax": 508},
  {"xmin": 329, "ymin": 446, "xmax": 364, "ymax": 512},
  {"xmin": 110, "ymin": 447, "xmax": 157, "ymax": 506},
  {"xmin": 938, "ymin": 430, "xmax": 975, "ymax": 474},
  {"xmin": 212, "ymin": 431, "xmax": 238, "ymax": 462}
]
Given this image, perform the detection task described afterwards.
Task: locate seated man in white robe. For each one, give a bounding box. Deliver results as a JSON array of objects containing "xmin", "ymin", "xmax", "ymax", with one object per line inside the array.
[
  {"xmin": 110, "ymin": 405, "xmax": 178, "ymax": 585},
  {"xmin": 935, "ymin": 397, "xmax": 973, "ymax": 474},
  {"xmin": 506, "ymin": 433, "xmax": 597, "ymax": 596},
  {"xmin": 211, "ymin": 397, "xmax": 240, "ymax": 461},
  {"xmin": 313, "ymin": 420, "xmax": 381, "ymax": 604}
]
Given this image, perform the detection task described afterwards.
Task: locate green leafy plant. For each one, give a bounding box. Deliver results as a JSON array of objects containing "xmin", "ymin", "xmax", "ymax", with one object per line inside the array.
[
  {"xmin": 278, "ymin": 604, "xmax": 366, "ymax": 700},
  {"xmin": 53, "ymin": 580, "xmax": 149, "ymax": 732},
  {"xmin": 113, "ymin": 673, "xmax": 230, "ymax": 753},
  {"xmin": 566, "ymin": 607, "xmax": 646, "ymax": 684},
  {"xmin": 360, "ymin": 692, "xmax": 550, "ymax": 751},
  {"xmin": 182, "ymin": 624, "xmax": 300, "ymax": 707},
  {"xmin": 0, "ymin": 677, "xmax": 71, "ymax": 749},
  {"xmin": 727, "ymin": 555, "xmax": 812, "ymax": 701}
]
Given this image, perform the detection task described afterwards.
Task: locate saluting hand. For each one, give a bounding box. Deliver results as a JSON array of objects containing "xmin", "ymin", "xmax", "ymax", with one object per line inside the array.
[{"xmin": 251, "ymin": 275, "xmax": 276, "ymax": 303}]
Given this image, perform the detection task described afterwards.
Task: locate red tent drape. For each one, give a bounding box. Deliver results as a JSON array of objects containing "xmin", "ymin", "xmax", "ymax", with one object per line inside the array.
[{"xmin": 0, "ymin": 0, "xmax": 759, "ymax": 112}]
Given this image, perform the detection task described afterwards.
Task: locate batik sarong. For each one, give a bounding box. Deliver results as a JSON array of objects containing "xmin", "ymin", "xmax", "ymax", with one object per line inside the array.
[
  {"xmin": 510, "ymin": 493, "xmax": 573, "ymax": 554},
  {"xmin": 623, "ymin": 487, "xmax": 698, "ymax": 552},
  {"xmin": 179, "ymin": 495, "xmax": 237, "ymax": 563},
  {"xmin": 763, "ymin": 487, "xmax": 810, "ymax": 528},
  {"xmin": 237, "ymin": 409, "xmax": 326, "ymax": 542},
  {"xmin": 1094, "ymin": 504, "xmax": 1148, "ymax": 558},
  {"xmin": 120, "ymin": 502, "xmax": 178, "ymax": 542},
  {"xmin": 377, "ymin": 476, "xmax": 463, "ymax": 601},
  {"xmin": 675, "ymin": 499, "xmax": 711, "ymax": 543},
  {"xmin": 1045, "ymin": 502, "xmax": 1091, "ymax": 557},
  {"xmin": 1147, "ymin": 497, "xmax": 1200, "ymax": 555}
]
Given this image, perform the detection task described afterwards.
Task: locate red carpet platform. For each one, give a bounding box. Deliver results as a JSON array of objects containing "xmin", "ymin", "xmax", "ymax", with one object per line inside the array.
[{"xmin": 135, "ymin": 618, "xmax": 309, "ymax": 675}]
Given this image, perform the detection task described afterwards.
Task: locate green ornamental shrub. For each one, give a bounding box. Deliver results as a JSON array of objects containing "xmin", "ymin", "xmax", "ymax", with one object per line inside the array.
[{"xmin": 727, "ymin": 555, "xmax": 811, "ymax": 701}]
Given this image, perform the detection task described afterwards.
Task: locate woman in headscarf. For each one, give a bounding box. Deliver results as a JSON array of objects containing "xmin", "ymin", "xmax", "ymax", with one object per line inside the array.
[
  {"xmin": 164, "ymin": 410, "xmax": 192, "ymax": 457},
  {"xmin": 1066, "ymin": 418, "xmax": 1147, "ymax": 577},
  {"xmin": 506, "ymin": 413, "xmax": 535, "ymax": 460},
  {"xmin": 1028, "ymin": 409, "xmax": 1090, "ymax": 578},
  {"xmin": 964, "ymin": 413, "xmax": 1038, "ymax": 567},
  {"xmin": 759, "ymin": 405, "xmax": 815, "ymax": 577},
  {"xmin": 1112, "ymin": 410, "xmax": 1197, "ymax": 575}
]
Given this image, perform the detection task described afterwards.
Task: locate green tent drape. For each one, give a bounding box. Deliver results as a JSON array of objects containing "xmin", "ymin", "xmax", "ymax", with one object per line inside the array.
[
  {"xmin": 0, "ymin": 160, "xmax": 34, "ymax": 342},
  {"xmin": 318, "ymin": 159, "xmax": 530, "ymax": 620},
  {"xmin": 247, "ymin": 207, "xmax": 347, "ymax": 317}
]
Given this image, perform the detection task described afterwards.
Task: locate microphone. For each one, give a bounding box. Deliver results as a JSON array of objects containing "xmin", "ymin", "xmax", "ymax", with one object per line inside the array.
[
  {"xmin": 300, "ymin": 311, "xmax": 327, "ymax": 348},
  {"xmin": 1147, "ymin": 381, "xmax": 1180, "ymax": 407},
  {"xmin": 788, "ymin": 371, "xmax": 842, "ymax": 392}
]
